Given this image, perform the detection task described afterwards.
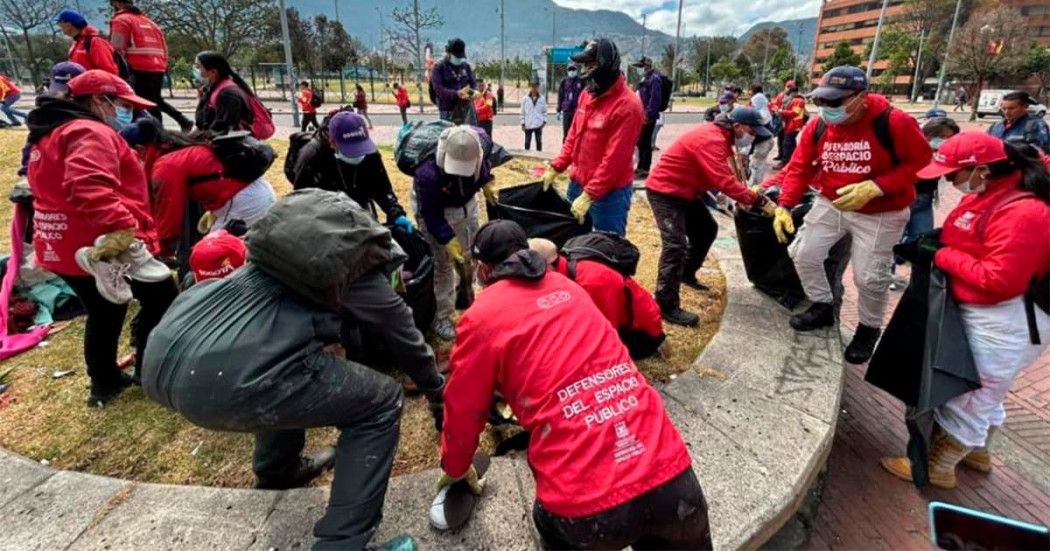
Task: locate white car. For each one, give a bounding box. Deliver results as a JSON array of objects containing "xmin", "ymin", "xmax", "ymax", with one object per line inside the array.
[
  {"xmin": 976, "ymin": 89, "xmax": 1048, "ymax": 118},
  {"xmin": 1030, "ymin": 102, "xmax": 1048, "ymax": 118}
]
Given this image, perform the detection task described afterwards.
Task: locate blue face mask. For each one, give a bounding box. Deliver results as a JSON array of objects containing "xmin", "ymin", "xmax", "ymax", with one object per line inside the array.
[
  {"xmin": 103, "ymin": 98, "xmax": 133, "ymax": 129},
  {"xmin": 192, "ymin": 66, "xmax": 203, "ymax": 83},
  {"xmin": 449, "ymin": 56, "xmax": 465, "ymax": 66},
  {"xmin": 818, "ymin": 105, "xmax": 850, "ymax": 125},
  {"xmin": 929, "ymin": 137, "xmax": 945, "ymax": 150},
  {"xmin": 718, "ymin": 104, "xmax": 729, "ymax": 113}
]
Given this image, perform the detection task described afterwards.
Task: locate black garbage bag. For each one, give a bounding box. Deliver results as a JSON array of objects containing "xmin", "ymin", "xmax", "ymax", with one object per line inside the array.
[
  {"xmin": 389, "ymin": 224, "xmax": 436, "ymax": 334},
  {"xmin": 486, "ymin": 182, "xmax": 591, "ymax": 248}
]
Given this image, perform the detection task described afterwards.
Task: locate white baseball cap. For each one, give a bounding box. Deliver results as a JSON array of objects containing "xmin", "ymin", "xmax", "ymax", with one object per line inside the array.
[{"xmin": 440, "ymin": 126, "xmax": 482, "ymax": 178}]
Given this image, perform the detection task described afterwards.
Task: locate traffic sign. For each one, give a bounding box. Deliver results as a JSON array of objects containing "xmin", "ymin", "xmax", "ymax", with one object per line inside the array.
[{"xmin": 550, "ymin": 47, "xmax": 584, "ymax": 64}]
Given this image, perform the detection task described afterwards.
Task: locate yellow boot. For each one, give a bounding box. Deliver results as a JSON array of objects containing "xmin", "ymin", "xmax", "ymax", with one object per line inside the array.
[
  {"xmin": 961, "ymin": 426, "xmax": 996, "ymax": 473},
  {"xmin": 881, "ymin": 428, "xmax": 973, "ymax": 489}
]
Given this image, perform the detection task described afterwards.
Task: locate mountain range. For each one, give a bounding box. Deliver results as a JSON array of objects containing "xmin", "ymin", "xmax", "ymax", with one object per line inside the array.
[{"xmin": 738, "ymin": 17, "xmax": 818, "ymax": 60}]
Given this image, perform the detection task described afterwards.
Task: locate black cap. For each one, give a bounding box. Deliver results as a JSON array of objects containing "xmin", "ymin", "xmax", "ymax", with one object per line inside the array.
[
  {"xmin": 809, "ymin": 65, "xmax": 868, "ymax": 100},
  {"xmin": 446, "ymin": 38, "xmax": 466, "ymax": 58},
  {"xmin": 472, "ymin": 220, "xmax": 529, "ymax": 264},
  {"xmin": 632, "ymin": 56, "xmax": 652, "ymax": 68}
]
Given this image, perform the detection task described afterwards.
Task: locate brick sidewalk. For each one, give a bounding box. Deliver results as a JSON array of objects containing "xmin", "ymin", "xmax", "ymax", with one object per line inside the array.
[{"xmin": 805, "ymin": 186, "xmax": 1050, "ymax": 548}]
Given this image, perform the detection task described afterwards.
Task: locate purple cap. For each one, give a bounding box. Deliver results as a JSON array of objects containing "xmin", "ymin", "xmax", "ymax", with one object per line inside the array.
[
  {"xmin": 48, "ymin": 61, "xmax": 86, "ymax": 95},
  {"xmin": 328, "ymin": 112, "xmax": 376, "ymax": 158},
  {"xmin": 718, "ymin": 92, "xmax": 736, "ymax": 104}
]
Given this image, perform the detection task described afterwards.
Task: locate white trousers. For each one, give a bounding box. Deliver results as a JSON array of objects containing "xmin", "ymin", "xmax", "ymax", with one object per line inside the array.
[
  {"xmin": 748, "ymin": 138, "xmax": 774, "ymax": 187},
  {"xmin": 207, "ymin": 179, "xmax": 276, "ymax": 234},
  {"xmin": 789, "ymin": 196, "xmax": 909, "ymax": 327},
  {"xmin": 935, "ymin": 297, "xmax": 1050, "ymax": 447}
]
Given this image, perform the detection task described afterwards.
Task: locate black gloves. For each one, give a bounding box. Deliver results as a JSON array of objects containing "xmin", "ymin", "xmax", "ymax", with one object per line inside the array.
[
  {"xmin": 424, "ymin": 375, "xmax": 446, "ymax": 433},
  {"xmin": 894, "ymin": 229, "xmax": 943, "ymax": 267}
]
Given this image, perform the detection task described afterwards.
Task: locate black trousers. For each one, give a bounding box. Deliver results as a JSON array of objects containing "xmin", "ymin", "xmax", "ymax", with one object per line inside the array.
[
  {"xmin": 562, "ymin": 111, "xmax": 575, "ymax": 139},
  {"xmin": 533, "ymin": 468, "xmax": 713, "ymax": 550},
  {"xmin": 301, "ymin": 113, "xmax": 319, "ymax": 132},
  {"xmin": 781, "ymin": 131, "xmax": 800, "ymax": 165},
  {"xmin": 649, "ymin": 191, "xmax": 718, "ymax": 310},
  {"xmin": 479, "ymin": 120, "xmax": 493, "ymax": 140},
  {"xmin": 525, "ymin": 127, "xmax": 543, "ymax": 151},
  {"xmin": 132, "ymin": 70, "xmax": 192, "ymax": 129},
  {"xmin": 61, "ymin": 274, "xmax": 178, "ymax": 389},
  {"xmin": 637, "ymin": 122, "xmax": 657, "ymax": 171},
  {"xmin": 399, "ymin": 107, "xmax": 408, "ymax": 125}
]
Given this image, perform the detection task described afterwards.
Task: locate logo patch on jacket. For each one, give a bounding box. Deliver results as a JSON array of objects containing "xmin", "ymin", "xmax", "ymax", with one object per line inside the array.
[
  {"xmin": 954, "ymin": 211, "xmax": 977, "ymax": 231},
  {"xmin": 537, "ymin": 291, "xmax": 571, "ymax": 309},
  {"xmin": 591, "ymin": 114, "xmax": 605, "ymax": 129}
]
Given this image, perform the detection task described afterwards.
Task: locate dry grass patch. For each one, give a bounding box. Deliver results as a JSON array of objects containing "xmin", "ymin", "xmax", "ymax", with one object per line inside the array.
[{"xmin": 0, "ymin": 130, "xmax": 724, "ymax": 485}]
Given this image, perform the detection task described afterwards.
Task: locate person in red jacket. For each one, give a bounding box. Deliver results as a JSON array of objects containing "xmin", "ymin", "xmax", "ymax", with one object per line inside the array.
[
  {"xmin": 25, "ymin": 70, "xmax": 177, "ymax": 407},
  {"xmin": 392, "ymin": 82, "xmax": 410, "ymax": 125},
  {"xmin": 881, "ymin": 132, "xmax": 1050, "ymax": 488},
  {"xmin": 473, "ymin": 78, "xmax": 495, "ymax": 139},
  {"xmin": 56, "ymin": 10, "xmax": 120, "ymax": 76},
  {"xmin": 771, "ymin": 78, "xmax": 795, "ymax": 162},
  {"xmin": 0, "ymin": 73, "xmax": 26, "ymax": 126},
  {"xmin": 542, "ymin": 38, "xmax": 644, "ymax": 237},
  {"xmin": 645, "ymin": 108, "xmax": 776, "ymax": 326},
  {"xmin": 297, "ymin": 81, "xmax": 318, "ymax": 132},
  {"xmin": 438, "ymin": 220, "xmax": 712, "ymax": 549},
  {"xmin": 529, "ymin": 237, "xmax": 670, "ymax": 360},
  {"xmin": 770, "ymin": 66, "xmax": 932, "ymax": 364},
  {"xmin": 776, "ymin": 86, "xmax": 807, "ymax": 166}
]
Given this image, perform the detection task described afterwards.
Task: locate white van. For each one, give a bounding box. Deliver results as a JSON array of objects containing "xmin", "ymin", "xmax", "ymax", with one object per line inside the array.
[{"xmin": 976, "ymin": 89, "xmax": 1010, "ymax": 118}]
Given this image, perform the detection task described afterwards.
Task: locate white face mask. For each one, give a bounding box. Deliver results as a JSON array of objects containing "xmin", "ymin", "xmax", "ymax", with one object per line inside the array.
[
  {"xmin": 734, "ymin": 128, "xmax": 754, "ymax": 150},
  {"xmin": 953, "ymin": 169, "xmax": 986, "ymax": 194},
  {"xmin": 335, "ymin": 152, "xmax": 365, "ymax": 165}
]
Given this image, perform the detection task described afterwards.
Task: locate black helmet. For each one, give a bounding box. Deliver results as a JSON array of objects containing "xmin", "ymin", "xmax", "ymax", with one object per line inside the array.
[
  {"xmin": 572, "ymin": 38, "xmax": 621, "ymax": 97},
  {"xmin": 446, "ymin": 38, "xmax": 466, "ymax": 59}
]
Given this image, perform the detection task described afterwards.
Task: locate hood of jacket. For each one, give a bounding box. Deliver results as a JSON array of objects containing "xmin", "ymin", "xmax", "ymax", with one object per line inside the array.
[
  {"xmin": 246, "ymin": 188, "xmax": 394, "ymax": 310},
  {"xmin": 26, "ymin": 97, "xmax": 101, "ymax": 144},
  {"xmin": 486, "ymin": 250, "xmax": 548, "ymax": 285}
]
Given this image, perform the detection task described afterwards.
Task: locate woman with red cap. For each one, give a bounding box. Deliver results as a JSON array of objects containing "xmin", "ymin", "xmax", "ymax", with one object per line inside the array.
[
  {"xmin": 25, "ymin": 70, "xmax": 178, "ymax": 407},
  {"xmin": 881, "ymin": 132, "xmax": 1050, "ymax": 488}
]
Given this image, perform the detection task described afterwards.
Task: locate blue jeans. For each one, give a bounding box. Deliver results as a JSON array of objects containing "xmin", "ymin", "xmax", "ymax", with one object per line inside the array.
[
  {"xmin": 2, "ymin": 94, "xmax": 26, "ymax": 125},
  {"xmin": 894, "ymin": 192, "xmax": 934, "ymax": 268},
  {"xmin": 439, "ymin": 111, "xmax": 452, "ymax": 122},
  {"xmin": 568, "ymin": 181, "xmax": 632, "ymax": 236}
]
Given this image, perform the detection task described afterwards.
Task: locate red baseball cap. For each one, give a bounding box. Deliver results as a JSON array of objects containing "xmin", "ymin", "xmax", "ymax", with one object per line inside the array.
[
  {"xmin": 67, "ymin": 70, "xmax": 156, "ymax": 109},
  {"xmin": 190, "ymin": 230, "xmax": 246, "ymax": 282},
  {"xmin": 916, "ymin": 131, "xmax": 1008, "ymax": 180}
]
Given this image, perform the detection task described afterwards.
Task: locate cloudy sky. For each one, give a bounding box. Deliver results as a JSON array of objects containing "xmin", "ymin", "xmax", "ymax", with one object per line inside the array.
[{"xmin": 552, "ymin": 0, "xmax": 823, "ymax": 36}]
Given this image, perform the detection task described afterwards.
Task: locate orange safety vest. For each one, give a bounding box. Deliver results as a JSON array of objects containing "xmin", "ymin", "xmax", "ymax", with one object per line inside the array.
[{"xmin": 111, "ymin": 10, "xmax": 168, "ymax": 73}]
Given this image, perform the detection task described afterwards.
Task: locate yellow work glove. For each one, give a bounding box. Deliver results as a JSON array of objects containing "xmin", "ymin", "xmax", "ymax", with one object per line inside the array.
[
  {"xmin": 436, "ymin": 464, "xmax": 485, "ymax": 496},
  {"xmin": 458, "ymin": 86, "xmax": 471, "ymax": 100},
  {"xmin": 832, "ymin": 180, "xmax": 884, "ymax": 212},
  {"xmin": 197, "ymin": 211, "xmax": 217, "ymax": 234},
  {"xmin": 772, "ymin": 207, "xmax": 796, "ymax": 244},
  {"xmin": 482, "ymin": 182, "xmax": 499, "ymax": 205},
  {"xmin": 758, "ymin": 200, "xmax": 777, "ymax": 217},
  {"xmin": 571, "ymin": 193, "xmax": 593, "ymax": 224},
  {"xmin": 541, "ymin": 164, "xmax": 560, "ymax": 191},
  {"xmin": 445, "ymin": 239, "xmax": 466, "ymax": 264},
  {"xmin": 89, "ymin": 228, "xmax": 136, "ymax": 261}
]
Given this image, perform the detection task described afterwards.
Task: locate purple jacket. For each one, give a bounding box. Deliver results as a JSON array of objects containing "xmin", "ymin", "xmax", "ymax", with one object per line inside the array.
[
  {"xmin": 637, "ymin": 70, "xmax": 663, "ymax": 122},
  {"xmin": 413, "ymin": 157, "xmax": 493, "ymax": 244},
  {"xmin": 430, "ymin": 59, "xmax": 477, "ymax": 113},
  {"xmin": 557, "ymin": 76, "xmax": 583, "ymax": 114}
]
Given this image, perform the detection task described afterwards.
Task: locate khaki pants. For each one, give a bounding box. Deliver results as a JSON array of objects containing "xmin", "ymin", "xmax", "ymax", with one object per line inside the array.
[
  {"xmin": 748, "ymin": 138, "xmax": 775, "ymax": 187},
  {"xmin": 419, "ymin": 197, "xmax": 480, "ymax": 321},
  {"xmin": 789, "ymin": 196, "xmax": 909, "ymax": 328}
]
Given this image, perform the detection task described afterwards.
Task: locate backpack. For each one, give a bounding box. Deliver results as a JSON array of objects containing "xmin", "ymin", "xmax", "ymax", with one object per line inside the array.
[
  {"xmin": 657, "ymin": 73, "xmax": 673, "ymax": 112},
  {"xmin": 976, "ymin": 188, "xmax": 1049, "ymax": 344},
  {"xmin": 310, "ymin": 88, "xmax": 323, "ymax": 108},
  {"xmin": 562, "ymin": 232, "xmax": 641, "ymax": 278},
  {"xmin": 188, "ymin": 132, "xmax": 275, "ymax": 186},
  {"xmin": 812, "ymin": 107, "xmax": 899, "ymax": 164},
  {"xmin": 1001, "ymin": 118, "xmax": 1045, "ymax": 151},
  {"xmin": 84, "ymin": 34, "xmax": 132, "ymax": 83},
  {"xmin": 284, "ymin": 130, "xmax": 317, "ymax": 183},
  {"xmin": 208, "ymin": 79, "xmax": 275, "ymax": 140}
]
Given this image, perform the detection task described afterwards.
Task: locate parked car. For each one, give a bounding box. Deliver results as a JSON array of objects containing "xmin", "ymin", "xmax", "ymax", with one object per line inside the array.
[
  {"xmin": 1030, "ymin": 102, "xmax": 1048, "ymax": 118},
  {"xmin": 976, "ymin": 89, "xmax": 1048, "ymax": 119}
]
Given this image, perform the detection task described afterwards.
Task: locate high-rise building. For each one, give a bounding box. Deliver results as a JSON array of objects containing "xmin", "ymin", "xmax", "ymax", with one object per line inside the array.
[{"xmin": 1006, "ymin": 0, "xmax": 1050, "ymax": 46}]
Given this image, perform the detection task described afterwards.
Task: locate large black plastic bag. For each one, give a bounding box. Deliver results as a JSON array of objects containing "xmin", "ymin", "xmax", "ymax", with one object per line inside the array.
[
  {"xmin": 389, "ymin": 224, "xmax": 436, "ymax": 334},
  {"xmin": 486, "ymin": 182, "xmax": 591, "ymax": 248}
]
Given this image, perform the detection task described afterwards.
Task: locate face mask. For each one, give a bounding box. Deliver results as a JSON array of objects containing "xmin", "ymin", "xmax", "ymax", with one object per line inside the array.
[
  {"xmin": 335, "ymin": 153, "xmax": 365, "ymax": 165},
  {"xmin": 449, "ymin": 56, "xmax": 464, "ymax": 66},
  {"xmin": 636, "ymin": 67, "xmax": 646, "ymax": 77},
  {"xmin": 102, "ymin": 98, "xmax": 132, "ymax": 130},
  {"xmin": 192, "ymin": 66, "xmax": 203, "ymax": 83},
  {"xmin": 929, "ymin": 137, "xmax": 945, "ymax": 151},
  {"xmin": 718, "ymin": 104, "xmax": 729, "ymax": 113},
  {"xmin": 567, "ymin": 69, "xmax": 577, "ymax": 77},
  {"xmin": 818, "ymin": 105, "xmax": 850, "ymax": 125},
  {"xmin": 953, "ymin": 169, "xmax": 986, "ymax": 194},
  {"xmin": 735, "ymin": 131, "xmax": 755, "ymax": 150}
]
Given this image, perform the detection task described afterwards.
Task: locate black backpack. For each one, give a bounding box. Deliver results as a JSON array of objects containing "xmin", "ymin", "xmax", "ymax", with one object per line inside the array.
[
  {"xmin": 194, "ymin": 131, "xmax": 275, "ymax": 185},
  {"xmin": 310, "ymin": 88, "xmax": 324, "ymax": 108},
  {"xmin": 812, "ymin": 107, "xmax": 899, "ymax": 164},
  {"xmin": 562, "ymin": 232, "xmax": 640, "ymax": 278},
  {"xmin": 658, "ymin": 73, "xmax": 673, "ymax": 112},
  {"xmin": 84, "ymin": 34, "xmax": 132, "ymax": 84},
  {"xmin": 284, "ymin": 130, "xmax": 318, "ymax": 183}
]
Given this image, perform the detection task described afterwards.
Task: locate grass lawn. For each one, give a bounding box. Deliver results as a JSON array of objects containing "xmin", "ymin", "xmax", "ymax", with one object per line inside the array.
[{"xmin": 0, "ymin": 128, "xmax": 724, "ymax": 486}]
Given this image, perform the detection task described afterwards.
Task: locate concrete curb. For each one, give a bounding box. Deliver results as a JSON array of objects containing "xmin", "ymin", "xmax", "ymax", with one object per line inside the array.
[{"xmin": 0, "ymin": 204, "xmax": 844, "ymax": 551}]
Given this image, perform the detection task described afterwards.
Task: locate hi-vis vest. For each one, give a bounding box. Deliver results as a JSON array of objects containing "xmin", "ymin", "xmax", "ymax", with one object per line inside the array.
[{"xmin": 112, "ymin": 11, "xmax": 168, "ymax": 73}]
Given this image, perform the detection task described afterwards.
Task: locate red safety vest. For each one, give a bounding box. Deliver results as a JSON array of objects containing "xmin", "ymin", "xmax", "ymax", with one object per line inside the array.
[{"xmin": 111, "ymin": 10, "xmax": 168, "ymax": 73}]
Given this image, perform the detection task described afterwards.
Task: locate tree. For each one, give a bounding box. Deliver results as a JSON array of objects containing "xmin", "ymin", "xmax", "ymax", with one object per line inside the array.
[
  {"xmin": 948, "ymin": 5, "xmax": 1030, "ymax": 120},
  {"xmin": 710, "ymin": 58, "xmax": 742, "ymax": 85},
  {"xmin": 734, "ymin": 53, "xmax": 754, "ymax": 83},
  {"xmin": 741, "ymin": 28, "xmax": 792, "ymax": 84},
  {"xmin": 893, "ymin": 0, "xmax": 976, "ymax": 89},
  {"xmin": 688, "ymin": 35, "xmax": 737, "ymax": 90},
  {"xmin": 388, "ymin": 1, "xmax": 443, "ymax": 112},
  {"xmin": 141, "ymin": 0, "xmax": 275, "ymax": 59},
  {"xmin": 0, "ymin": 0, "xmax": 64, "ymax": 84},
  {"xmin": 1025, "ymin": 46, "xmax": 1050, "ymax": 99},
  {"xmin": 822, "ymin": 41, "xmax": 862, "ymax": 73}
]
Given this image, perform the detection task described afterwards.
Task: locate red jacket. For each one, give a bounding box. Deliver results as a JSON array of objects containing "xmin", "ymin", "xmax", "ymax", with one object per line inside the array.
[
  {"xmin": 771, "ymin": 91, "xmax": 785, "ymax": 111},
  {"xmin": 474, "ymin": 91, "xmax": 494, "ymax": 123},
  {"xmin": 68, "ymin": 27, "xmax": 120, "ymax": 75},
  {"xmin": 394, "ymin": 86, "xmax": 410, "ymax": 108},
  {"xmin": 553, "ymin": 258, "xmax": 663, "ymax": 339},
  {"xmin": 297, "ymin": 89, "xmax": 316, "ymax": 114},
  {"xmin": 645, "ymin": 122, "xmax": 761, "ymax": 205},
  {"xmin": 779, "ymin": 95, "xmax": 806, "ymax": 133},
  {"xmin": 935, "ymin": 174, "xmax": 1050, "ymax": 306},
  {"xmin": 110, "ymin": 8, "xmax": 167, "ymax": 73},
  {"xmin": 552, "ymin": 76, "xmax": 644, "ymax": 200},
  {"xmin": 148, "ymin": 145, "xmax": 250, "ymax": 255},
  {"xmin": 777, "ymin": 94, "xmax": 931, "ymax": 214},
  {"xmin": 0, "ymin": 75, "xmax": 19, "ymax": 99},
  {"xmin": 443, "ymin": 265, "xmax": 691, "ymax": 518},
  {"xmin": 27, "ymin": 118, "xmax": 156, "ymax": 276}
]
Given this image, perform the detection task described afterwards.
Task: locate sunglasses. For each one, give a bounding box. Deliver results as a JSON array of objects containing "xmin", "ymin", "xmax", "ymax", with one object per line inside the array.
[{"xmin": 811, "ymin": 94, "xmax": 859, "ymax": 108}]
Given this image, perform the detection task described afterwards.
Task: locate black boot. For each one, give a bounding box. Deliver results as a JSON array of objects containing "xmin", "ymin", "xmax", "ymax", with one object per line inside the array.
[
  {"xmin": 254, "ymin": 447, "xmax": 336, "ymax": 490},
  {"xmin": 789, "ymin": 302, "xmax": 835, "ymax": 331},
  {"xmin": 86, "ymin": 372, "xmax": 135, "ymax": 408},
  {"xmin": 682, "ymin": 276, "xmax": 710, "ymax": 292},
  {"xmin": 661, "ymin": 305, "xmax": 700, "ymax": 327},
  {"xmin": 844, "ymin": 324, "xmax": 881, "ymax": 364}
]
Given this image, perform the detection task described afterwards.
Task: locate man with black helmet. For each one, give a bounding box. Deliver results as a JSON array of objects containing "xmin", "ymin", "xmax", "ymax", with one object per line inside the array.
[
  {"xmin": 542, "ymin": 38, "xmax": 644, "ymax": 236},
  {"xmin": 430, "ymin": 38, "xmax": 477, "ymax": 124}
]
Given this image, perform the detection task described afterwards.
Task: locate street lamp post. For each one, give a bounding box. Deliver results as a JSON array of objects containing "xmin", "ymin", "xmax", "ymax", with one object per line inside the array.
[
  {"xmin": 334, "ymin": 0, "xmax": 346, "ymax": 102},
  {"xmin": 641, "ymin": 14, "xmax": 647, "ymax": 58},
  {"xmin": 933, "ymin": 0, "xmax": 963, "ymax": 109},
  {"xmin": 795, "ymin": 22, "xmax": 804, "ymax": 83},
  {"xmin": 866, "ymin": 0, "xmax": 892, "ymax": 80},
  {"xmin": 375, "ymin": 7, "xmax": 386, "ymax": 82},
  {"xmin": 910, "ymin": 28, "xmax": 926, "ymax": 103},
  {"xmin": 705, "ymin": 37, "xmax": 711, "ymax": 94},
  {"xmin": 499, "ymin": 0, "xmax": 505, "ymax": 94},
  {"xmin": 278, "ymin": 0, "xmax": 299, "ymax": 127},
  {"xmin": 669, "ymin": 0, "xmax": 684, "ymax": 112}
]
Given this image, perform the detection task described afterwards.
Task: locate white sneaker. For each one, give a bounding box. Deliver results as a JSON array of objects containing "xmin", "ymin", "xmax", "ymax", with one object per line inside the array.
[
  {"xmin": 432, "ymin": 317, "xmax": 457, "ymax": 341},
  {"xmin": 76, "ymin": 248, "xmax": 133, "ymax": 305},
  {"xmin": 98, "ymin": 237, "xmax": 171, "ymax": 283}
]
